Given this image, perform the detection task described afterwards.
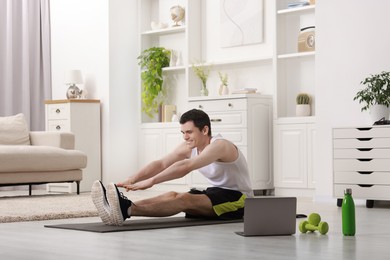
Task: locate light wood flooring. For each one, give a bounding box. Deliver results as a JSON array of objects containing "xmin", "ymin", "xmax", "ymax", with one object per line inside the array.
[{"xmin": 1, "ymin": 190, "xmax": 390, "ymax": 260}]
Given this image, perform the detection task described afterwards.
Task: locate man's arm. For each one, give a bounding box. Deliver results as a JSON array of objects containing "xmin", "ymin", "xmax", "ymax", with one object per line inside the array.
[
  {"xmin": 117, "ymin": 141, "xmax": 191, "ymax": 188},
  {"xmin": 125, "ymin": 139, "xmax": 237, "ymax": 190}
]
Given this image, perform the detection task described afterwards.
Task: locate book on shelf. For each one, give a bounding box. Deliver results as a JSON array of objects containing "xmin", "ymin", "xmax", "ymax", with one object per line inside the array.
[{"xmin": 161, "ymin": 104, "xmax": 176, "ymax": 122}]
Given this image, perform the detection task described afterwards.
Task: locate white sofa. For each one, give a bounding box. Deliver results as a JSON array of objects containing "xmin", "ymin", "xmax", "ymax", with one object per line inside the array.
[{"xmin": 0, "ymin": 114, "xmax": 87, "ymax": 195}]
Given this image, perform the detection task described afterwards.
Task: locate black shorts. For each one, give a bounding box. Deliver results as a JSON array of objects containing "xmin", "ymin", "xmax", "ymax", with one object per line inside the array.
[{"xmin": 187, "ymin": 187, "xmax": 247, "ymax": 220}]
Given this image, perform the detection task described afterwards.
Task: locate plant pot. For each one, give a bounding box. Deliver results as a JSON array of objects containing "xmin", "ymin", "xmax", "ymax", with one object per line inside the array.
[
  {"xmin": 369, "ymin": 104, "xmax": 390, "ymax": 123},
  {"xmin": 296, "ymin": 104, "xmax": 311, "ymax": 117}
]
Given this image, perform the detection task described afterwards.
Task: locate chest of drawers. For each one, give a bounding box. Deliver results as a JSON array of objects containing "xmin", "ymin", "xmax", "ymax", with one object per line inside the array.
[
  {"xmin": 45, "ymin": 99, "xmax": 101, "ymax": 193},
  {"xmin": 188, "ymin": 94, "xmax": 273, "ymax": 191},
  {"xmin": 333, "ymin": 126, "xmax": 390, "ymax": 208}
]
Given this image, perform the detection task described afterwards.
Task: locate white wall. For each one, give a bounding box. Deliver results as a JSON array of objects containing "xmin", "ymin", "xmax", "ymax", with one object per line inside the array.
[
  {"xmin": 50, "ymin": 0, "xmax": 139, "ymax": 184},
  {"xmin": 316, "ymin": 0, "xmax": 390, "ymax": 198}
]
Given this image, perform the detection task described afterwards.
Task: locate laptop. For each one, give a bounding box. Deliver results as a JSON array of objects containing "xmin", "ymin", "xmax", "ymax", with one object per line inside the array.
[{"xmin": 235, "ymin": 197, "xmax": 297, "ymax": 236}]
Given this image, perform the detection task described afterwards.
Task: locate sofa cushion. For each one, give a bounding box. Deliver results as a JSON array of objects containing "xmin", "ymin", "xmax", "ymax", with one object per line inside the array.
[
  {"xmin": 0, "ymin": 145, "xmax": 87, "ymax": 172},
  {"xmin": 0, "ymin": 113, "xmax": 30, "ymax": 145}
]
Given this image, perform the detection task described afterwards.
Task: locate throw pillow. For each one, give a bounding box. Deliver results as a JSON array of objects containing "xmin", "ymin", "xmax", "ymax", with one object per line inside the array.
[{"xmin": 0, "ymin": 113, "xmax": 31, "ymax": 145}]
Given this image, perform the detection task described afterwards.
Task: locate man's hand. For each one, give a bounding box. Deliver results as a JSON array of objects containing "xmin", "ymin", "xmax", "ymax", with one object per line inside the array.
[{"xmin": 122, "ymin": 178, "xmax": 154, "ymax": 191}]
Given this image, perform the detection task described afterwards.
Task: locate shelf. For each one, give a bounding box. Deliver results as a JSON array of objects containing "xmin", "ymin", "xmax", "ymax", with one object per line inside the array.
[
  {"xmin": 276, "ymin": 116, "xmax": 317, "ymax": 124},
  {"xmin": 277, "ymin": 5, "xmax": 315, "ymax": 15},
  {"xmin": 190, "ymin": 56, "xmax": 273, "ymax": 68},
  {"xmin": 141, "ymin": 26, "xmax": 186, "ymax": 36},
  {"xmin": 278, "ymin": 51, "xmax": 315, "ymax": 59},
  {"xmin": 163, "ymin": 66, "xmax": 186, "ymax": 72}
]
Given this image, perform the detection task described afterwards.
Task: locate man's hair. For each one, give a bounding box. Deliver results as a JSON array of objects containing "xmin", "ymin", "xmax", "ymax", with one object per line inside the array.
[{"xmin": 180, "ymin": 109, "xmax": 212, "ymax": 136}]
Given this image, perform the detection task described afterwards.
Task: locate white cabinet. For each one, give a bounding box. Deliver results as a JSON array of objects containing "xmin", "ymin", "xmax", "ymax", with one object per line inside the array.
[
  {"xmin": 274, "ymin": 119, "xmax": 316, "ymax": 196},
  {"xmin": 45, "ymin": 100, "xmax": 101, "ymax": 193},
  {"xmin": 333, "ymin": 126, "xmax": 390, "ymax": 208},
  {"xmin": 189, "ymin": 95, "xmax": 273, "ymax": 191}
]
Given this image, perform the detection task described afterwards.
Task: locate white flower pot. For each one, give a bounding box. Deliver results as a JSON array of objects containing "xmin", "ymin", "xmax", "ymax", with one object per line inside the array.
[
  {"xmin": 296, "ymin": 104, "xmax": 311, "ymax": 117},
  {"xmin": 369, "ymin": 104, "xmax": 390, "ymax": 123}
]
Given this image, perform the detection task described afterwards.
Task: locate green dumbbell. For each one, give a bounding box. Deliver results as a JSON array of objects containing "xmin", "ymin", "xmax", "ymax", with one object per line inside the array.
[{"xmin": 299, "ymin": 213, "xmax": 329, "ymax": 235}]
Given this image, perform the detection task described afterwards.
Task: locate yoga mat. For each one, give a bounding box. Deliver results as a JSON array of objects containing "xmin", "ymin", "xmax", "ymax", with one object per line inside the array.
[{"xmin": 44, "ymin": 217, "xmax": 243, "ymax": 233}]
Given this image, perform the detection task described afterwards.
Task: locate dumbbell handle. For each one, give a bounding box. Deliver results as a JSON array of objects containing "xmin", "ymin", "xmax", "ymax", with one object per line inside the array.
[{"xmin": 299, "ymin": 220, "xmax": 329, "ymax": 235}]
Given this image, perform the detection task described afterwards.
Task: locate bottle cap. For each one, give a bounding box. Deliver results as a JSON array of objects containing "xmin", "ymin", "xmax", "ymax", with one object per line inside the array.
[{"xmin": 345, "ymin": 188, "xmax": 352, "ymax": 195}]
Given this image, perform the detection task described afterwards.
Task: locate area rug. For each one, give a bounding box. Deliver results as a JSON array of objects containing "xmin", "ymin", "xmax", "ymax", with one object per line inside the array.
[
  {"xmin": 0, "ymin": 193, "xmax": 98, "ymax": 223},
  {"xmin": 44, "ymin": 216, "xmax": 243, "ymax": 233}
]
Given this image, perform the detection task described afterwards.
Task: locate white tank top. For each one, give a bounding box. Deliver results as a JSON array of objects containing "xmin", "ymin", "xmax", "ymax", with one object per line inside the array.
[{"xmin": 191, "ymin": 134, "xmax": 254, "ymax": 197}]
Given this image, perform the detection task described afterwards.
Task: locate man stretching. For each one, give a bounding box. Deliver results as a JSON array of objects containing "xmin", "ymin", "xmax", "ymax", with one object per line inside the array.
[{"xmin": 92, "ymin": 109, "xmax": 253, "ymax": 226}]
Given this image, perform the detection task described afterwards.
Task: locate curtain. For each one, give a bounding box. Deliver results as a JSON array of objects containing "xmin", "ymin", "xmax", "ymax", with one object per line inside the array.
[{"xmin": 0, "ymin": 0, "xmax": 52, "ymax": 131}]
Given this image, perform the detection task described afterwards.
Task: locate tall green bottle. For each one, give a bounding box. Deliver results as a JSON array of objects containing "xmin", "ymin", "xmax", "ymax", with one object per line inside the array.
[{"xmin": 342, "ymin": 188, "xmax": 356, "ymax": 236}]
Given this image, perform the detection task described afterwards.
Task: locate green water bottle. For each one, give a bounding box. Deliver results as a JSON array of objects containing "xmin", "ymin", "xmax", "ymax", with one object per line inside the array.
[{"xmin": 342, "ymin": 188, "xmax": 356, "ymax": 236}]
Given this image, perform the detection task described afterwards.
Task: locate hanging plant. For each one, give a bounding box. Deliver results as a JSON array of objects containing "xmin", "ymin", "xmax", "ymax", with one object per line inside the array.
[{"xmin": 137, "ymin": 47, "xmax": 171, "ymax": 117}]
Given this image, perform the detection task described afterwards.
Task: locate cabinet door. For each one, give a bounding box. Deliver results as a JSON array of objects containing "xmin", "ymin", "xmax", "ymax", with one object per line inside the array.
[
  {"xmin": 164, "ymin": 128, "xmax": 186, "ymax": 185},
  {"xmin": 274, "ymin": 124, "xmax": 307, "ymax": 188},
  {"xmin": 139, "ymin": 128, "xmax": 163, "ymax": 167},
  {"xmin": 307, "ymin": 123, "xmax": 316, "ymax": 188}
]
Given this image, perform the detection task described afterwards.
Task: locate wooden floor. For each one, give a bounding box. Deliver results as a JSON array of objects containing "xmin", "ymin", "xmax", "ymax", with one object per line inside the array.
[{"xmin": 1, "ymin": 191, "xmax": 390, "ymax": 260}]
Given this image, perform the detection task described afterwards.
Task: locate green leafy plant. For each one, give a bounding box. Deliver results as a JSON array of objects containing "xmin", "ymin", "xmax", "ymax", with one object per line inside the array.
[
  {"xmin": 137, "ymin": 47, "xmax": 171, "ymax": 117},
  {"xmin": 353, "ymin": 71, "xmax": 390, "ymax": 111},
  {"xmin": 296, "ymin": 93, "xmax": 310, "ymax": 104},
  {"xmin": 218, "ymin": 71, "xmax": 228, "ymax": 86},
  {"xmin": 192, "ymin": 62, "xmax": 211, "ymax": 93}
]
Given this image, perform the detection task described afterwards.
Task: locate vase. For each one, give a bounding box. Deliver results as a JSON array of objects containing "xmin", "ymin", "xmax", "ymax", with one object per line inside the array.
[
  {"xmin": 369, "ymin": 104, "xmax": 390, "ymax": 123},
  {"xmin": 200, "ymin": 84, "xmax": 209, "ymax": 96},
  {"xmin": 296, "ymin": 104, "xmax": 311, "ymax": 117},
  {"xmin": 218, "ymin": 84, "xmax": 229, "ymax": 95}
]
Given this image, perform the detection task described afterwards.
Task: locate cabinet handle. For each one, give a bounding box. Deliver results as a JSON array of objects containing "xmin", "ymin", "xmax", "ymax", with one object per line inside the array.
[
  {"xmin": 357, "ymin": 138, "xmax": 372, "ymax": 141},
  {"xmin": 55, "ymin": 109, "xmax": 61, "ymax": 113},
  {"xmin": 198, "ymin": 105, "xmax": 203, "ymax": 109},
  {"xmin": 56, "ymin": 125, "xmax": 61, "ymax": 130},
  {"xmin": 357, "ymin": 158, "xmax": 373, "ymax": 162},
  {"xmin": 357, "ymin": 148, "xmax": 373, "ymax": 151},
  {"xmin": 358, "ymin": 184, "xmax": 373, "ymax": 188},
  {"xmin": 357, "ymin": 171, "xmax": 373, "ymax": 175},
  {"xmin": 210, "ymin": 119, "xmax": 222, "ymax": 122},
  {"xmin": 357, "ymin": 127, "xmax": 372, "ymax": 131},
  {"xmin": 228, "ymin": 103, "xmax": 233, "ymax": 107}
]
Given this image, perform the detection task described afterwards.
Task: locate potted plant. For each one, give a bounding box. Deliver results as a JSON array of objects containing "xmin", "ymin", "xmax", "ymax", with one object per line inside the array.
[
  {"xmin": 137, "ymin": 47, "xmax": 171, "ymax": 117},
  {"xmin": 296, "ymin": 93, "xmax": 311, "ymax": 116},
  {"xmin": 218, "ymin": 71, "xmax": 229, "ymax": 95},
  {"xmin": 353, "ymin": 71, "xmax": 390, "ymax": 121},
  {"xmin": 192, "ymin": 62, "xmax": 211, "ymax": 96}
]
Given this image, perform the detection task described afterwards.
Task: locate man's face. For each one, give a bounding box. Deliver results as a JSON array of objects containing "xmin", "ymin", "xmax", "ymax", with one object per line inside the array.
[{"xmin": 180, "ymin": 121, "xmax": 207, "ymax": 149}]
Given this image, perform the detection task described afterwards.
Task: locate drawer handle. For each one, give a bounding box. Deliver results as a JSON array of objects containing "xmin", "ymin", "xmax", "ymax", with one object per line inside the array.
[
  {"xmin": 55, "ymin": 109, "xmax": 61, "ymax": 113},
  {"xmin": 357, "ymin": 158, "xmax": 372, "ymax": 162},
  {"xmin": 56, "ymin": 125, "xmax": 61, "ymax": 130},
  {"xmin": 357, "ymin": 148, "xmax": 373, "ymax": 151},
  {"xmin": 357, "ymin": 138, "xmax": 372, "ymax": 141},
  {"xmin": 228, "ymin": 103, "xmax": 233, "ymax": 107},
  {"xmin": 198, "ymin": 105, "xmax": 203, "ymax": 109},
  {"xmin": 357, "ymin": 171, "xmax": 373, "ymax": 175},
  {"xmin": 358, "ymin": 184, "xmax": 373, "ymax": 188},
  {"xmin": 210, "ymin": 119, "xmax": 222, "ymax": 122},
  {"xmin": 357, "ymin": 127, "xmax": 372, "ymax": 131}
]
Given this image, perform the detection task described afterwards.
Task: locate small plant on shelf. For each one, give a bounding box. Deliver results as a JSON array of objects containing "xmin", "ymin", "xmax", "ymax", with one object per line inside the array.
[
  {"xmin": 192, "ymin": 62, "xmax": 211, "ymax": 96},
  {"xmin": 218, "ymin": 71, "xmax": 229, "ymax": 95},
  {"xmin": 296, "ymin": 93, "xmax": 311, "ymax": 116},
  {"xmin": 137, "ymin": 47, "xmax": 171, "ymax": 117},
  {"xmin": 353, "ymin": 71, "xmax": 390, "ymax": 111}
]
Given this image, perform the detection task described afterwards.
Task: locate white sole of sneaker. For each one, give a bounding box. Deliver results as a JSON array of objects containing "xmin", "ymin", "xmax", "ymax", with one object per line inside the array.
[
  {"xmin": 91, "ymin": 180, "xmax": 113, "ymax": 225},
  {"xmin": 107, "ymin": 183, "xmax": 125, "ymax": 226}
]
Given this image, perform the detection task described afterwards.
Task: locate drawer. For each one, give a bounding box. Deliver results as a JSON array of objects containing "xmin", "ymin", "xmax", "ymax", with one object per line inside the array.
[
  {"xmin": 334, "ymin": 158, "xmax": 390, "ymax": 172},
  {"xmin": 334, "ymin": 184, "xmax": 390, "ymax": 200},
  {"xmin": 213, "ymin": 128, "xmax": 247, "ymax": 146},
  {"xmin": 333, "ymin": 126, "xmax": 390, "ymax": 138},
  {"xmin": 333, "ymin": 148, "xmax": 390, "ymax": 159},
  {"xmin": 208, "ymin": 111, "xmax": 246, "ymax": 128},
  {"xmin": 47, "ymin": 119, "xmax": 70, "ymax": 132},
  {"xmin": 189, "ymin": 99, "xmax": 247, "ymax": 112},
  {"xmin": 333, "ymin": 138, "xmax": 390, "ymax": 148},
  {"xmin": 46, "ymin": 104, "xmax": 70, "ymax": 120},
  {"xmin": 334, "ymin": 171, "xmax": 390, "ymax": 185}
]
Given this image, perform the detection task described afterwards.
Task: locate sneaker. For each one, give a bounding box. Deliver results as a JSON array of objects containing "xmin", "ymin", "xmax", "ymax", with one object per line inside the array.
[
  {"xmin": 91, "ymin": 180, "xmax": 113, "ymax": 225},
  {"xmin": 107, "ymin": 183, "xmax": 132, "ymax": 226}
]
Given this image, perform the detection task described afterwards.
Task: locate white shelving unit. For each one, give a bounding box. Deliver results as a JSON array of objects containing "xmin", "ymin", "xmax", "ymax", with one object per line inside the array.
[{"xmin": 273, "ymin": 1, "xmax": 316, "ymax": 196}]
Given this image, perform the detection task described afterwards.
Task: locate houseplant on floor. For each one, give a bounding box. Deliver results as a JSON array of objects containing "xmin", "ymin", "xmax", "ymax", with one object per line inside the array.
[
  {"xmin": 353, "ymin": 71, "xmax": 390, "ymax": 122},
  {"xmin": 296, "ymin": 93, "xmax": 311, "ymax": 116},
  {"xmin": 137, "ymin": 47, "xmax": 171, "ymax": 118}
]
